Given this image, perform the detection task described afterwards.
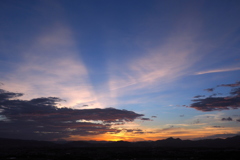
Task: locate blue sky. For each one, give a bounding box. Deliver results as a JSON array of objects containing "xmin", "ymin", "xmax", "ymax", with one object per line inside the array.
[{"xmin": 0, "ymin": 0, "xmax": 240, "ymax": 141}]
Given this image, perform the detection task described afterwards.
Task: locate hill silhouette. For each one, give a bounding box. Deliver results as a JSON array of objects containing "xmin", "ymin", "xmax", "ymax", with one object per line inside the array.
[{"xmin": 1, "ymin": 135, "xmax": 240, "ymax": 148}]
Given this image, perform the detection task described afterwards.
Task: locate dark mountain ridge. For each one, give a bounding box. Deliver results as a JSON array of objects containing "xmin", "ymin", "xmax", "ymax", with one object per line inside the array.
[{"xmin": 1, "ymin": 135, "xmax": 240, "ymax": 148}]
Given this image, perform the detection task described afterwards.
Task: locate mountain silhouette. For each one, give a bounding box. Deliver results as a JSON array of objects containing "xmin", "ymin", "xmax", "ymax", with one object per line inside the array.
[{"xmin": 0, "ymin": 135, "xmax": 240, "ymax": 148}]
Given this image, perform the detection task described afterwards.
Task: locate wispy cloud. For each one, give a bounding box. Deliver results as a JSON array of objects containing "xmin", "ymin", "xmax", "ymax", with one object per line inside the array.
[
  {"xmin": 195, "ymin": 67, "xmax": 240, "ymax": 75},
  {"xmin": 108, "ymin": 28, "xmax": 202, "ymax": 100},
  {"xmin": 1, "ymin": 24, "xmax": 98, "ymax": 108}
]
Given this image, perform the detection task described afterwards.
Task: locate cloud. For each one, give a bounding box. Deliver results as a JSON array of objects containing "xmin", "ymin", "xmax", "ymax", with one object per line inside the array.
[
  {"xmin": 195, "ymin": 67, "xmax": 240, "ymax": 75},
  {"xmin": 204, "ymin": 88, "xmax": 214, "ymax": 92},
  {"xmin": 221, "ymin": 117, "xmax": 233, "ymax": 121},
  {"xmin": 0, "ymin": 23, "xmax": 97, "ymax": 108},
  {"xmin": 230, "ymin": 88, "xmax": 240, "ymax": 96},
  {"xmin": 0, "ymin": 89, "xmax": 23, "ymax": 100},
  {"xmin": 190, "ymin": 96, "xmax": 240, "ymax": 111},
  {"xmin": 218, "ymin": 81, "xmax": 240, "ymax": 87},
  {"xmin": 212, "ymin": 126, "xmax": 223, "ymax": 128},
  {"xmin": 0, "ymin": 88, "xmax": 145, "ymax": 141},
  {"xmin": 122, "ymin": 129, "xmax": 145, "ymax": 135},
  {"xmin": 108, "ymin": 43, "xmax": 198, "ymax": 95},
  {"xmin": 156, "ymin": 126, "xmax": 180, "ymax": 133},
  {"xmin": 197, "ymin": 133, "xmax": 240, "ymax": 140},
  {"xmin": 236, "ymin": 119, "xmax": 240, "ymax": 122},
  {"xmin": 189, "ymin": 81, "xmax": 240, "ymax": 111},
  {"xmin": 106, "ymin": 7, "xmax": 204, "ymax": 101},
  {"xmin": 193, "ymin": 95, "xmax": 205, "ymax": 98},
  {"xmin": 140, "ymin": 118, "xmax": 151, "ymax": 121}
]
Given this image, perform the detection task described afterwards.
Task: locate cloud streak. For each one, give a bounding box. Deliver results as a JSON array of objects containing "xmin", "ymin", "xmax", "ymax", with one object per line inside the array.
[
  {"xmin": 195, "ymin": 67, "xmax": 240, "ymax": 75},
  {"xmin": 0, "ymin": 22, "xmax": 101, "ymax": 108},
  {"xmin": 108, "ymin": 22, "xmax": 202, "ymax": 101}
]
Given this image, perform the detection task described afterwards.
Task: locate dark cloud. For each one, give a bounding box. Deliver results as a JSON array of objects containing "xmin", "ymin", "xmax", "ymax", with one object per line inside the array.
[
  {"xmin": 236, "ymin": 119, "xmax": 240, "ymax": 122},
  {"xmin": 217, "ymin": 81, "xmax": 240, "ymax": 87},
  {"xmin": 193, "ymin": 95, "xmax": 205, "ymax": 98},
  {"xmin": 134, "ymin": 131, "xmax": 145, "ymax": 134},
  {"xmin": 140, "ymin": 118, "xmax": 151, "ymax": 121},
  {"xmin": 123, "ymin": 129, "xmax": 145, "ymax": 134},
  {"xmin": 210, "ymin": 93, "xmax": 217, "ymax": 97},
  {"xmin": 189, "ymin": 81, "xmax": 240, "ymax": 112},
  {"xmin": 230, "ymin": 87, "xmax": 240, "ymax": 96},
  {"xmin": 151, "ymin": 116, "xmax": 157, "ymax": 118},
  {"xmin": 204, "ymin": 88, "xmax": 214, "ymax": 92},
  {"xmin": 0, "ymin": 89, "xmax": 23, "ymax": 100},
  {"xmin": 190, "ymin": 96, "xmax": 240, "ymax": 111},
  {"xmin": 0, "ymin": 88, "xmax": 145, "ymax": 141},
  {"xmin": 212, "ymin": 126, "xmax": 223, "ymax": 128},
  {"xmin": 194, "ymin": 133, "xmax": 240, "ymax": 140},
  {"xmin": 221, "ymin": 117, "xmax": 233, "ymax": 121}
]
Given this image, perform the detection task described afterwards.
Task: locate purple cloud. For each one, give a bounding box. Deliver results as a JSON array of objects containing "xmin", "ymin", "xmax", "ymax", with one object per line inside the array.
[
  {"xmin": 189, "ymin": 81, "xmax": 240, "ymax": 112},
  {"xmin": 218, "ymin": 81, "xmax": 240, "ymax": 87},
  {"xmin": 221, "ymin": 117, "xmax": 233, "ymax": 121}
]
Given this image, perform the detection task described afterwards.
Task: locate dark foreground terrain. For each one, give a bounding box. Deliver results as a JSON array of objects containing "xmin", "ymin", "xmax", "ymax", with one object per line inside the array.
[
  {"xmin": 0, "ymin": 136, "xmax": 240, "ymax": 160},
  {"xmin": 1, "ymin": 146, "xmax": 239, "ymax": 160}
]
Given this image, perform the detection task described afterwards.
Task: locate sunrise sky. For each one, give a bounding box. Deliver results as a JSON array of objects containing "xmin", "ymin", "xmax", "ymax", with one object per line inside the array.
[{"xmin": 0, "ymin": 0, "xmax": 240, "ymax": 142}]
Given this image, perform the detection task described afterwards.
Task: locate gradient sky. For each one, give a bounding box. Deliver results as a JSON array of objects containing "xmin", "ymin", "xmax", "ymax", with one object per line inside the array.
[{"xmin": 0, "ymin": 0, "xmax": 240, "ymax": 142}]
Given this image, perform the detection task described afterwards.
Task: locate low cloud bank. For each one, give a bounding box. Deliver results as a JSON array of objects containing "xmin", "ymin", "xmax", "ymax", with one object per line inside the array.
[{"xmin": 0, "ymin": 88, "xmax": 145, "ymax": 140}]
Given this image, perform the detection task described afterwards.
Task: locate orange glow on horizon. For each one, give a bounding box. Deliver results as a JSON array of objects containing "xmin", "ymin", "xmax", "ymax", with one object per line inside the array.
[{"xmin": 63, "ymin": 126, "xmax": 240, "ymax": 142}]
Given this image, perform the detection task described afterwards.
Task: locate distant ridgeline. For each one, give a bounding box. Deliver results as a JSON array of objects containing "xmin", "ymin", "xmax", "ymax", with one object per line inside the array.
[{"xmin": 0, "ymin": 135, "xmax": 240, "ymax": 148}]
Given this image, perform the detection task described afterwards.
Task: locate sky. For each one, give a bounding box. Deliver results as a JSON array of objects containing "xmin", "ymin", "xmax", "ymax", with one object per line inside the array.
[{"xmin": 0, "ymin": 0, "xmax": 240, "ymax": 142}]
